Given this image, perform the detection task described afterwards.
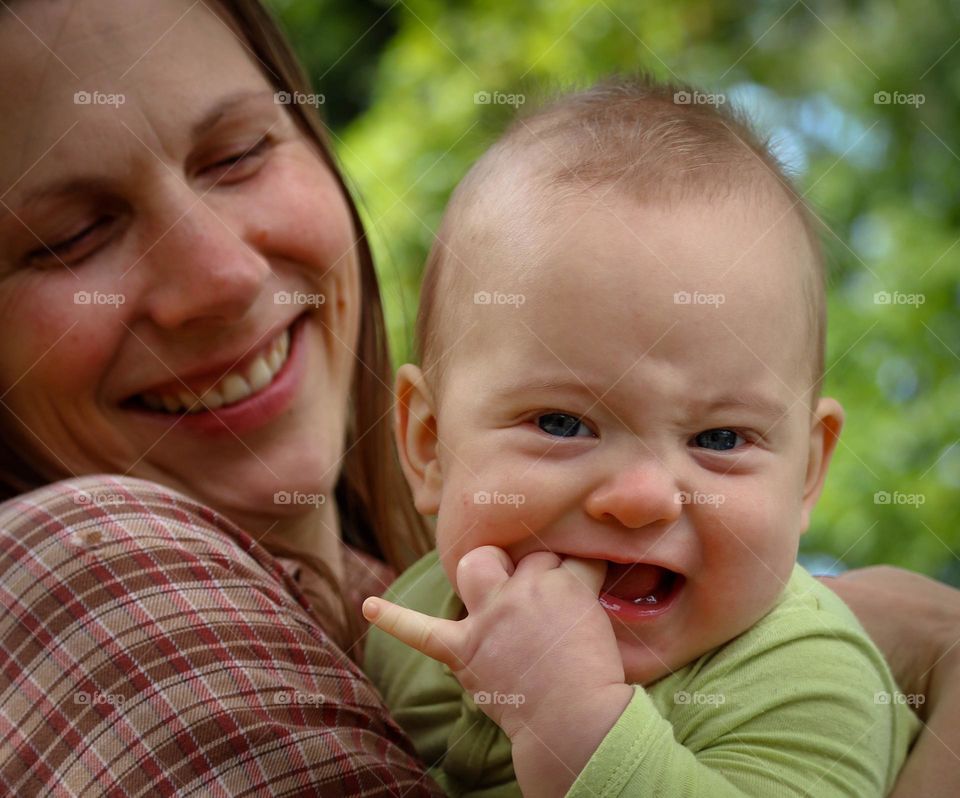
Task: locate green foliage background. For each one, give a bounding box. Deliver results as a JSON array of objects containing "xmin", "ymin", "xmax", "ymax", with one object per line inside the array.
[{"xmin": 268, "ymin": 0, "xmax": 960, "ymax": 585}]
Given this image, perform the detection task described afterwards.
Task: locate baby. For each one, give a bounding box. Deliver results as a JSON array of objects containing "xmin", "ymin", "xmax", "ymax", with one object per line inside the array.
[{"xmin": 362, "ymin": 76, "xmax": 920, "ymax": 797}]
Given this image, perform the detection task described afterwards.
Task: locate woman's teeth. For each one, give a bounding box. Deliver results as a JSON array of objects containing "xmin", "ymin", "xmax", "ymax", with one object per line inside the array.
[{"xmin": 139, "ymin": 328, "xmax": 290, "ymax": 414}]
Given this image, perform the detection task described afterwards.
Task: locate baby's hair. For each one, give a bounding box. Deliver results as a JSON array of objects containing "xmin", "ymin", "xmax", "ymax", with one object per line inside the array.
[{"xmin": 417, "ymin": 74, "xmax": 826, "ymax": 405}]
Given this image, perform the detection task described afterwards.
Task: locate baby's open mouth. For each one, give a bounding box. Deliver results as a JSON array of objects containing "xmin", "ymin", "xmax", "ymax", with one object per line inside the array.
[{"xmin": 599, "ymin": 562, "xmax": 685, "ymax": 616}]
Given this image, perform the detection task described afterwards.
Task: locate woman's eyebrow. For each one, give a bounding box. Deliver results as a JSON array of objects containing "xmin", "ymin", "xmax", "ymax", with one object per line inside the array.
[
  {"xmin": 0, "ymin": 179, "xmax": 113, "ymax": 231},
  {"xmin": 191, "ymin": 88, "xmax": 280, "ymax": 139},
  {"xmin": 1, "ymin": 89, "xmax": 279, "ymax": 226}
]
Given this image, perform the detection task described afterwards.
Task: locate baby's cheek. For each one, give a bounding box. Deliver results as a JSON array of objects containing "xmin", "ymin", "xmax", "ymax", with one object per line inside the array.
[{"xmin": 436, "ymin": 488, "xmax": 538, "ymax": 567}]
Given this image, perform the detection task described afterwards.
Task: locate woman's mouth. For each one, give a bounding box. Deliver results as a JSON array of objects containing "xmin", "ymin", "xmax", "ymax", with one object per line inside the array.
[
  {"xmin": 124, "ymin": 314, "xmax": 308, "ymax": 437},
  {"xmin": 135, "ymin": 326, "xmax": 291, "ymax": 414},
  {"xmin": 599, "ymin": 562, "xmax": 685, "ymax": 621}
]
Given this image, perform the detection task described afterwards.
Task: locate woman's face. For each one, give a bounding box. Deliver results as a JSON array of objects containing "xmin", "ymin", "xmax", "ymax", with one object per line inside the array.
[{"xmin": 0, "ymin": 0, "xmax": 361, "ymax": 530}]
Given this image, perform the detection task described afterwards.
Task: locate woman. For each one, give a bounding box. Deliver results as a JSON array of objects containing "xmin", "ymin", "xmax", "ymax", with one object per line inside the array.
[{"xmin": 0, "ymin": 0, "xmax": 955, "ymax": 795}]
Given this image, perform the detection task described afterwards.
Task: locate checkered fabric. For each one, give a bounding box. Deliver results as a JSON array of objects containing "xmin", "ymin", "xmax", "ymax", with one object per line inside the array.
[{"xmin": 0, "ymin": 475, "xmax": 442, "ymax": 797}]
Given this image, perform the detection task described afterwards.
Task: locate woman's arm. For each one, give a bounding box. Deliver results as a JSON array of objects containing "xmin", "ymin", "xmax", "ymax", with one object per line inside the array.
[
  {"xmin": 820, "ymin": 566, "xmax": 960, "ymax": 797},
  {"xmin": 0, "ymin": 476, "xmax": 443, "ymax": 797}
]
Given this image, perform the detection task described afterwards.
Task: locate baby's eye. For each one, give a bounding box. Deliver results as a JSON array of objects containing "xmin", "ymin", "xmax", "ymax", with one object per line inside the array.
[
  {"xmin": 692, "ymin": 429, "xmax": 744, "ymax": 451},
  {"xmin": 536, "ymin": 413, "xmax": 594, "ymax": 438}
]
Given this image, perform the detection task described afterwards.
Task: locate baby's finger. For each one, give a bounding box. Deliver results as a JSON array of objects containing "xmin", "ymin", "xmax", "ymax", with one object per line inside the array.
[
  {"xmin": 513, "ymin": 549, "xmax": 563, "ymax": 578},
  {"xmin": 559, "ymin": 556, "xmax": 608, "ymax": 595},
  {"xmin": 456, "ymin": 546, "xmax": 514, "ymax": 611},
  {"xmin": 362, "ymin": 597, "xmax": 466, "ymax": 669}
]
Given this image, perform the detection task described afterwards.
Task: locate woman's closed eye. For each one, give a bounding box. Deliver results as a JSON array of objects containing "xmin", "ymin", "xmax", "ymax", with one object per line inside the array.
[
  {"xmin": 26, "ymin": 215, "xmax": 117, "ymax": 267},
  {"xmin": 22, "ymin": 137, "xmax": 274, "ymax": 268},
  {"xmin": 536, "ymin": 412, "xmax": 596, "ymax": 438},
  {"xmin": 692, "ymin": 428, "xmax": 746, "ymax": 451},
  {"xmin": 200, "ymin": 136, "xmax": 271, "ymax": 182}
]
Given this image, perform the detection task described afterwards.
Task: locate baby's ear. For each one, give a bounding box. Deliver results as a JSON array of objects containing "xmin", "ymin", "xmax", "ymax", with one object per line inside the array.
[
  {"xmin": 799, "ymin": 397, "xmax": 845, "ymax": 534},
  {"xmin": 394, "ymin": 364, "xmax": 442, "ymax": 515}
]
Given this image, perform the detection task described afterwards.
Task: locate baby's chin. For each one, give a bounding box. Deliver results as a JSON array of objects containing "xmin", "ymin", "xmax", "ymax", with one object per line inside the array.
[{"xmin": 616, "ymin": 634, "xmax": 705, "ymax": 687}]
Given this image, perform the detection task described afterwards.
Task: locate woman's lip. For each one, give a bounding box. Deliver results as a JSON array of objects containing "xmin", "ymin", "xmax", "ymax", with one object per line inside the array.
[
  {"xmin": 132, "ymin": 317, "xmax": 299, "ymax": 398},
  {"xmin": 598, "ymin": 573, "xmax": 686, "ymax": 622},
  {"xmin": 125, "ymin": 314, "xmax": 307, "ymax": 437}
]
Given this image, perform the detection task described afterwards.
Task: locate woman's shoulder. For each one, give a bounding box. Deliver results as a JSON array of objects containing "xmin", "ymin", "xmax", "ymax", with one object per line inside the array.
[
  {"xmin": 0, "ymin": 474, "xmax": 308, "ymax": 614},
  {"xmin": 0, "ymin": 475, "xmax": 442, "ymax": 797}
]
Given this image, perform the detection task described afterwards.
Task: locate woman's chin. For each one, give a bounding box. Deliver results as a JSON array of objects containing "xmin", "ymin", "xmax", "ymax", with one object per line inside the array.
[
  {"xmin": 120, "ymin": 454, "xmax": 338, "ymax": 529},
  {"xmin": 199, "ymin": 480, "xmax": 334, "ymax": 530}
]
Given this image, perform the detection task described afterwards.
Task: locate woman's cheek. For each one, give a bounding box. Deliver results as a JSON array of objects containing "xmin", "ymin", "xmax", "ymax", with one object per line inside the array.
[
  {"xmin": 254, "ymin": 149, "xmax": 356, "ymax": 277},
  {"xmin": 0, "ymin": 276, "xmax": 114, "ymax": 399}
]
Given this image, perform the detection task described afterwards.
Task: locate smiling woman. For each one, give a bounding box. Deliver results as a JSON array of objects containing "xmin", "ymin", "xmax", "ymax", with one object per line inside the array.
[
  {"xmin": 0, "ymin": 0, "xmax": 429, "ymax": 569},
  {"xmin": 0, "ymin": 0, "xmax": 439, "ymax": 794}
]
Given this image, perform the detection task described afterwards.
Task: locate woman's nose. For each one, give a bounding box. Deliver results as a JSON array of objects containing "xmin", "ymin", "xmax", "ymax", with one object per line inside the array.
[
  {"xmin": 584, "ymin": 456, "xmax": 682, "ymax": 529},
  {"xmin": 136, "ymin": 188, "xmax": 270, "ymax": 329}
]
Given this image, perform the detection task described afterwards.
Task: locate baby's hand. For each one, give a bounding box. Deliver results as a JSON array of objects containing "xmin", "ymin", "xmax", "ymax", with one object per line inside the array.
[{"xmin": 363, "ymin": 547, "xmax": 633, "ymax": 796}]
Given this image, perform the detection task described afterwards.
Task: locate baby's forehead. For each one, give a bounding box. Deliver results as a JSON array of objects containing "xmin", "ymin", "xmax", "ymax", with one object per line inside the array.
[
  {"xmin": 462, "ymin": 173, "xmax": 814, "ymax": 295},
  {"xmin": 444, "ymin": 180, "xmax": 815, "ymax": 381}
]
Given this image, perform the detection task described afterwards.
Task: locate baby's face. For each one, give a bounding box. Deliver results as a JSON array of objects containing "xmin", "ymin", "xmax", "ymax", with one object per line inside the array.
[{"xmin": 424, "ymin": 189, "xmax": 839, "ymax": 685}]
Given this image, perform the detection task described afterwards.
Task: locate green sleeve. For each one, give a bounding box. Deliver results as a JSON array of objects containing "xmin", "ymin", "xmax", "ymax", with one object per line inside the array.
[{"xmin": 567, "ymin": 568, "xmax": 920, "ymax": 797}]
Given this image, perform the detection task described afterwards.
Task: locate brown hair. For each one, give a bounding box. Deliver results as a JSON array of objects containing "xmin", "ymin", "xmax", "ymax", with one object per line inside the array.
[
  {"xmin": 0, "ymin": 0, "xmax": 431, "ymax": 653},
  {"xmin": 417, "ymin": 74, "xmax": 826, "ymax": 402}
]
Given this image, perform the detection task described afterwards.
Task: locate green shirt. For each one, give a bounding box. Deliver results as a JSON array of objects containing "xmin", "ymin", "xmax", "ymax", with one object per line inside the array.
[{"xmin": 365, "ymin": 551, "xmax": 920, "ymax": 797}]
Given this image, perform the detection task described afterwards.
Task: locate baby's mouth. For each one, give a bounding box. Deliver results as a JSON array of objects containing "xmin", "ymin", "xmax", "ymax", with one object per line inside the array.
[{"xmin": 599, "ymin": 562, "xmax": 685, "ymax": 615}]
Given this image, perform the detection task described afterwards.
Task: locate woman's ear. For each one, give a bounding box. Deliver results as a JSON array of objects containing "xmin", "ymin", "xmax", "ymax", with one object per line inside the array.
[
  {"xmin": 394, "ymin": 363, "xmax": 443, "ymax": 515},
  {"xmin": 800, "ymin": 397, "xmax": 845, "ymax": 534}
]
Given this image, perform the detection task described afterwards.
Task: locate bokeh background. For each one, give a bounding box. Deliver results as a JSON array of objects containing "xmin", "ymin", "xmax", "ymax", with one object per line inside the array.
[{"xmin": 267, "ymin": 0, "xmax": 959, "ymax": 585}]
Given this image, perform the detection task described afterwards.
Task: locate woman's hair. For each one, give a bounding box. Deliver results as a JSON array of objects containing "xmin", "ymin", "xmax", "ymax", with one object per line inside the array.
[{"xmin": 0, "ymin": 0, "xmax": 432, "ymax": 638}]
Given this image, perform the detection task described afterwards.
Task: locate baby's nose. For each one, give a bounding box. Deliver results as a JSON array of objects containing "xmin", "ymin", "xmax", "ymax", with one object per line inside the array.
[{"xmin": 583, "ymin": 460, "xmax": 681, "ymax": 529}]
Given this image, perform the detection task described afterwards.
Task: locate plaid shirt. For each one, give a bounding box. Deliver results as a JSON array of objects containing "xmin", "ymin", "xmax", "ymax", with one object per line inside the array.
[{"xmin": 0, "ymin": 476, "xmax": 443, "ymax": 797}]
